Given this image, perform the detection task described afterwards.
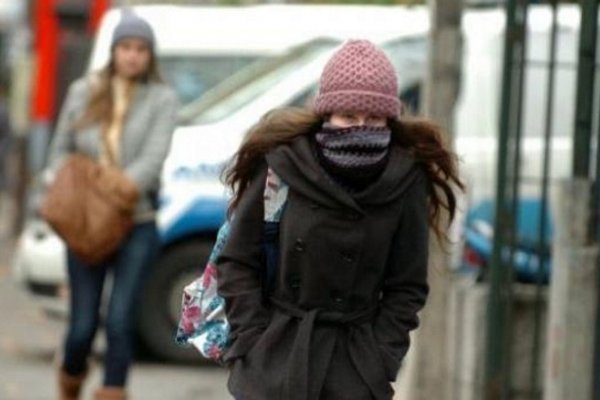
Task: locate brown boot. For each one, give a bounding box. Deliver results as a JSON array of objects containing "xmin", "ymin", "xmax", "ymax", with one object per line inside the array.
[
  {"xmin": 58, "ymin": 368, "xmax": 86, "ymax": 400},
  {"xmin": 94, "ymin": 387, "xmax": 128, "ymax": 400}
]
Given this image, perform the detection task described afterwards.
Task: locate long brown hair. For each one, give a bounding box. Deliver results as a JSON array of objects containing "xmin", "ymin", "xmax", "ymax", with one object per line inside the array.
[
  {"xmin": 224, "ymin": 107, "xmax": 464, "ymax": 241},
  {"xmin": 74, "ymin": 48, "xmax": 163, "ymax": 130}
]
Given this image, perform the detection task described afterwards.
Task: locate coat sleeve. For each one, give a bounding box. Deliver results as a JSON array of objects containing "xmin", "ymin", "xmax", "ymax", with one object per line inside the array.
[
  {"xmin": 217, "ymin": 165, "xmax": 271, "ymax": 363},
  {"xmin": 123, "ymin": 87, "xmax": 178, "ymax": 192},
  {"xmin": 373, "ymin": 168, "xmax": 430, "ymax": 381}
]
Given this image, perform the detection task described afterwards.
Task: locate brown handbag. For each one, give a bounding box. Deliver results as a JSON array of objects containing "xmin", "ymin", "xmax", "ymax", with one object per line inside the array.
[{"xmin": 41, "ymin": 134, "xmax": 139, "ymax": 266}]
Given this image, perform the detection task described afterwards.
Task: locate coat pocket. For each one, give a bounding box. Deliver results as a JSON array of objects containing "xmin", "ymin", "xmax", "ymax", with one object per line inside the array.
[
  {"xmin": 376, "ymin": 344, "xmax": 400, "ymax": 382},
  {"xmin": 367, "ymin": 326, "xmax": 399, "ymax": 383},
  {"xmin": 222, "ymin": 325, "xmax": 266, "ymax": 363},
  {"xmin": 349, "ymin": 325, "xmax": 395, "ymax": 399}
]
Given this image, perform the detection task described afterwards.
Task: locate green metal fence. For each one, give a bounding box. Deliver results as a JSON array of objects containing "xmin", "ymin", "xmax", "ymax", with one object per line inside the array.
[{"xmin": 484, "ymin": 0, "xmax": 600, "ymax": 399}]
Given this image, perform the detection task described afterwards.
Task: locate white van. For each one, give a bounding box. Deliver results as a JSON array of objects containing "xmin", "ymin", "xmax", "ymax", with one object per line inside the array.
[{"xmin": 12, "ymin": 4, "xmax": 431, "ymax": 363}]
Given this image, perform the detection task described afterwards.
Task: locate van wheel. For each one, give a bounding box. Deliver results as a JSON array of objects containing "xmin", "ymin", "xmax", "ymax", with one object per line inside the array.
[{"xmin": 136, "ymin": 239, "xmax": 214, "ymax": 364}]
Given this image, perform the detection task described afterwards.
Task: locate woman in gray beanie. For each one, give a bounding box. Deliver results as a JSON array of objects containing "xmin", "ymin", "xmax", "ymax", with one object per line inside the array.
[{"xmin": 47, "ymin": 11, "xmax": 178, "ymax": 400}]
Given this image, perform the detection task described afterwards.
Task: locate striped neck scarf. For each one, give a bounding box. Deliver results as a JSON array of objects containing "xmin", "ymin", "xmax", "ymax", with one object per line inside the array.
[{"xmin": 312, "ymin": 123, "xmax": 391, "ymax": 192}]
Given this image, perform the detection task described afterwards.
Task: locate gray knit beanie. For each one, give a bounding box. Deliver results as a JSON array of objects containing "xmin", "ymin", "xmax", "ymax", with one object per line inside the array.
[{"xmin": 111, "ymin": 11, "xmax": 155, "ymax": 49}]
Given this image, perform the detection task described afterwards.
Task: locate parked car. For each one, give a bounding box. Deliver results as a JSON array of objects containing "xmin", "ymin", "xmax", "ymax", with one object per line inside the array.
[
  {"xmin": 460, "ymin": 198, "xmax": 552, "ymax": 284},
  {"xmin": 12, "ymin": 4, "xmax": 430, "ymax": 363}
]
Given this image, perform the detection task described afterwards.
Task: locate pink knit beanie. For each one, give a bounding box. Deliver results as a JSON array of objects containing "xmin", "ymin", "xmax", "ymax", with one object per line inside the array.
[{"xmin": 313, "ymin": 40, "xmax": 400, "ymax": 119}]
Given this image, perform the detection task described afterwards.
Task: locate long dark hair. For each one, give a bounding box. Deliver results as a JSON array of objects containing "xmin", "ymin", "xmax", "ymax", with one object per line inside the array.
[
  {"xmin": 224, "ymin": 107, "xmax": 464, "ymax": 241},
  {"xmin": 74, "ymin": 46, "xmax": 163, "ymax": 130}
]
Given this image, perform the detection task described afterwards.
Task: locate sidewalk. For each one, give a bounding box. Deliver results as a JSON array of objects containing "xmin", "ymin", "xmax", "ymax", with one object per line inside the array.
[{"xmin": 0, "ymin": 191, "xmax": 15, "ymax": 271}]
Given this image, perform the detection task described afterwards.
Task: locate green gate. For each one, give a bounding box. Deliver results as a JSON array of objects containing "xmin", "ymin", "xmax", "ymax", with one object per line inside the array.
[{"xmin": 484, "ymin": 0, "xmax": 600, "ymax": 399}]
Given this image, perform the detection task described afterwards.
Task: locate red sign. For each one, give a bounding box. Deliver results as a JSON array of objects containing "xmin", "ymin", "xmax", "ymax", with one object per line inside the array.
[{"xmin": 32, "ymin": 0, "xmax": 110, "ymax": 121}]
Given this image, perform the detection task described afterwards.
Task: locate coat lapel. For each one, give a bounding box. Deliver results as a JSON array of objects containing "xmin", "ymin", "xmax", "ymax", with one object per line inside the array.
[{"xmin": 266, "ymin": 136, "xmax": 362, "ymax": 213}]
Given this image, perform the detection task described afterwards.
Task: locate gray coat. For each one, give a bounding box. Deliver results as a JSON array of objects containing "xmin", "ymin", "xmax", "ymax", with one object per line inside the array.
[
  {"xmin": 46, "ymin": 75, "xmax": 178, "ymax": 219},
  {"xmin": 217, "ymin": 135, "xmax": 430, "ymax": 400}
]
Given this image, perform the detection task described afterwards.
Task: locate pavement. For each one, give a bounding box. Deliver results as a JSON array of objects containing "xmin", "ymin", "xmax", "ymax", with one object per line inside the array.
[
  {"xmin": 0, "ymin": 273, "xmax": 230, "ymax": 400},
  {"xmin": 0, "ymin": 193, "xmax": 231, "ymax": 400}
]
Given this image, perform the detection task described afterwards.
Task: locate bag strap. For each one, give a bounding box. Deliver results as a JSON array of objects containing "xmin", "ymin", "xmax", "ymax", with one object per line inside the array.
[
  {"xmin": 262, "ymin": 168, "xmax": 288, "ymax": 299},
  {"xmin": 68, "ymin": 126, "xmax": 117, "ymax": 166},
  {"xmin": 100, "ymin": 128, "xmax": 118, "ymax": 167},
  {"xmin": 264, "ymin": 168, "xmax": 288, "ymax": 222}
]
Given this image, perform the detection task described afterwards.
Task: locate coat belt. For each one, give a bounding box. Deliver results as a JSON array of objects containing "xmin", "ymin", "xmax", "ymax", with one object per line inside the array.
[{"xmin": 270, "ymin": 297, "xmax": 384, "ymax": 400}]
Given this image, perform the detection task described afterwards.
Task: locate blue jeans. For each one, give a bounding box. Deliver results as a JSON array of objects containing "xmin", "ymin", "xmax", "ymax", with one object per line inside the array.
[{"xmin": 62, "ymin": 222, "xmax": 160, "ymax": 387}]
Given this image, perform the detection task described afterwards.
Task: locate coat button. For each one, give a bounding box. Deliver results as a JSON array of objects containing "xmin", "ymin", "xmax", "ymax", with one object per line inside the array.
[
  {"xmin": 289, "ymin": 275, "xmax": 301, "ymax": 290},
  {"xmin": 294, "ymin": 239, "xmax": 306, "ymax": 252},
  {"xmin": 342, "ymin": 253, "xmax": 354, "ymax": 263},
  {"xmin": 333, "ymin": 296, "xmax": 345, "ymax": 304}
]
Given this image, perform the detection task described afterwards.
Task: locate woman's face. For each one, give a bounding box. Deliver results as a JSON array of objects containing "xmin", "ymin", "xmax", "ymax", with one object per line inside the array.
[
  {"xmin": 329, "ymin": 112, "xmax": 387, "ymax": 129},
  {"xmin": 113, "ymin": 38, "xmax": 152, "ymax": 80}
]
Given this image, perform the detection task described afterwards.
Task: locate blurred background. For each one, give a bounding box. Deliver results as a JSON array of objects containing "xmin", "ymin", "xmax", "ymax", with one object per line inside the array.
[{"xmin": 0, "ymin": 0, "xmax": 599, "ymax": 399}]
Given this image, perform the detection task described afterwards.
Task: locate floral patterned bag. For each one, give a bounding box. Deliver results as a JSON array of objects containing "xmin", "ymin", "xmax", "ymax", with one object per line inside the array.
[{"xmin": 175, "ymin": 168, "xmax": 288, "ymax": 362}]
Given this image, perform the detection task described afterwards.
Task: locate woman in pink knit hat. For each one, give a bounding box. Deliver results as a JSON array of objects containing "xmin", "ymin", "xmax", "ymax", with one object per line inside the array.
[{"xmin": 217, "ymin": 39, "xmax": 463, "ymax": 400}]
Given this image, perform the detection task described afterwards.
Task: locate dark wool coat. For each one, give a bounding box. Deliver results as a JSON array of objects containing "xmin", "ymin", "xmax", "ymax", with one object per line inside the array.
[{"xmin": 217, "ymin": 135, "xmax": 430, "ymax": 400}]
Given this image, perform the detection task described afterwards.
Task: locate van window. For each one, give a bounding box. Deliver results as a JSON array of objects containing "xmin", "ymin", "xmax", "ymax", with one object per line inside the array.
[
  {"xmin": 160, "ymin": 55, "xmax": 266, "ymax": 106},
  {"xmin": 288, "ymin": 86, "xmax": 318, "ymax": 108},
  {"xmin": 181, "ymin": 41, "xmax": 339, "ymax": 124},
  {"xmin": 177, "ymin": 37, "xmax": 426, "ymax": 124},
  {"xmin": 383, "ymin": 36, "xmax": 427, "ymax": 90},
  {"xmin": 400, "ymin": 82, "xmax": 421, "ymax": 113}
]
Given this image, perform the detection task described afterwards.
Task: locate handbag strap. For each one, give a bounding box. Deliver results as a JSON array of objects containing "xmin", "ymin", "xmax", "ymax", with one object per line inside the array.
[
  {"xmin": 64, "ymin": 112, "xmax": 117, "ymax": 167},
  {"xmin": 262, "ymin": 168, "xmax": 288, "ymax": 299},
  {"xmin": 100, "ymin": 128, "xmax": 119, "ymax": 167},
  {"xmin": 67, "ymin": 128, "xmax": 117, "ymax": 166}
]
